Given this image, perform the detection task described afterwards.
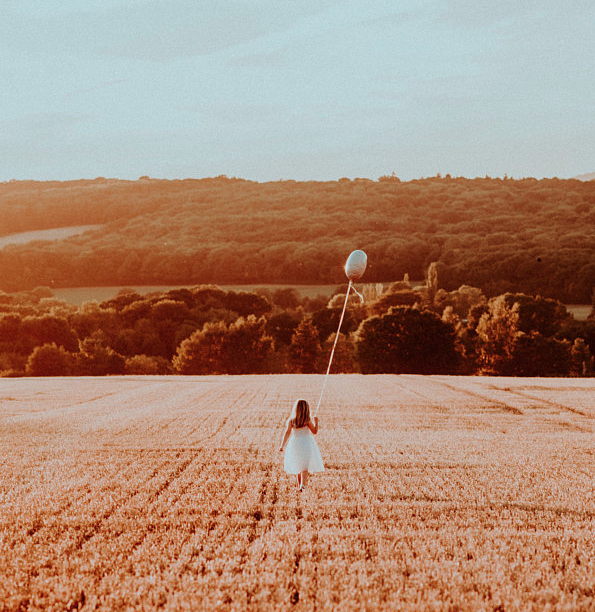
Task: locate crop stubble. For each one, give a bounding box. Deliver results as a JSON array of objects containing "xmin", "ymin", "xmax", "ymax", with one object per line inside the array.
[{"xmin": 1, "ymin": 374, "xmax": 595, "ymax": 611}]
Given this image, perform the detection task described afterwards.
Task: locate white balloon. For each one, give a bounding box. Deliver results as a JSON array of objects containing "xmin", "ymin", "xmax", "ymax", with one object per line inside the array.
[{"xmin": 344, "ymin": 250, "xmax": 367, "ymax": 281}]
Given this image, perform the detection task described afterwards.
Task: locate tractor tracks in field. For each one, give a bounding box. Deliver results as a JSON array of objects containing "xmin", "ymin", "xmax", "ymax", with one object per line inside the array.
[
  {"xmin": 166, "ymin": 459, "xmax": 277, "ymax": 587},
  {"xmin": 28, "ymin": 449, "xmax": 201, "ymax": 581},
  {"xmin": 435, "ymin": 378, "xmax": 593, "ymax": 421},
  {"xmin": 184, "ymin": 386, "xmax": 263, "ymax": 446},
  {"xmin": 236, "ymin": 462, "xmax": 283, "ymax": 606},
  {"xmin": 95, "ymin": 452, "xmax": 205, "ymax": 579},
  {"xmin": 10, "ymin": 452, "xmax": 141, "ymax": 545},
  {"xmin": 494, "ymin": 386, "xmax": 592, "ymax": 420},
  {"xmin": 400, "ymin": 378, "xmax": 593, "ymax": 433},
  {"xmin": 63, "ymin": 455, "xmax": 180, "ymax": 556},
  {"xmin": 420, "ymin": 379, "xmax": 524, "ymax": 415},
  {"xmin": 243, "ymin": 464, "xmax": 279, "ymax": 560},
  {"xmin": 169, "ymin": 461, "xmax": 280, "ymax": 594}
]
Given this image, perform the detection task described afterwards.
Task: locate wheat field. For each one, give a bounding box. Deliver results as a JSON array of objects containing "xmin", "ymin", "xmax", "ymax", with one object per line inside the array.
[{"xmin": 2, "ymin": 374, "xmax": 595, "ymax": 611}]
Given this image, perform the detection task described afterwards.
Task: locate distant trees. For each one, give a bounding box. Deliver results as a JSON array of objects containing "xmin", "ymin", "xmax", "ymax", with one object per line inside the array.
[
  {"xmin": 433, "ymin": 285, "xmax": 486, "ymax": 319},
  {"xmin": 0, "ymin": 313, "xmax": 78, "ymax": 359},
  {"xmin": 266, "ymin": 312, "xmax": 301, "ymax": 346},
  {"xmin": 507, "ymin": 334, "xmax": 571, "ymax": 377},
  {"xmin": 173, "ymin": 321, "xmax": 227, "ymax": 374},
  {"xmin": 1, "ymin": 282, "xmax": 593, "ymax": 378},
  {"xmin": 310, "ymin": 307, "xmax": 359, "ymax": 343},
  {"xmin": 2, "ymin": 176, "xmax": 595, "ymax": 301},
  {"xmin": 289, "ymin": 319, "xmax": 321, "ymax": 374},
  {"xmin": 76, "ymin": 338, "xmax": 126, "ymax": 376},
  {"xmin": 173, "ymin": 315, "xmax": 273, "ymax": 375},
  {"xmin": 322, "ymin": 332, "xmax": 357, "ymax": 373},
  {"xmin": 124, "ymin": 354, "xmax": 171, "ymax": 375},
  {"xmin": 570, "ymin": 338, "xmax": 593, "ymax": 376},
  {"xmin": 474, "ymin": 294, "xmax": 572, "ymax": 376},
  {"xmin": 0, "ymin": 286, "xmax": 275, "ymax": 377},
  {"xmin": 26, "ymin": 343, "xmax": 74, "ymax": 376},
  {"xmin": 367, "ymin": 290, "xmax": 423, "ymax": 315},
  {"xmin": 355, "ymin": 307, "xmax": 459, "ymax": 374},
  {"xmin": 499, "ymin": 293, "xmax": 570, "ymax": 337},
  {"xmin": 475, "ymin": 297, "xmax": 521, "ymax": 375}
]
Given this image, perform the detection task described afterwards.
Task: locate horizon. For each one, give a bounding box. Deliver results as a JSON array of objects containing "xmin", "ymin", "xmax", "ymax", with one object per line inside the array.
[
  {"xmin": 3, "ymin": 0, "xmax": 594, "ymax": 182},
  {"xmin": 1, "ymin": 171, "xmax": 593, "ymax": 185}
]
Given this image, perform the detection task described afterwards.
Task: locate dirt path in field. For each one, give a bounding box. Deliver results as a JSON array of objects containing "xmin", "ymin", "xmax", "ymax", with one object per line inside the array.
[{"xmin": 2, "ymin": 374, "xmax": 595, "ymax": 611}]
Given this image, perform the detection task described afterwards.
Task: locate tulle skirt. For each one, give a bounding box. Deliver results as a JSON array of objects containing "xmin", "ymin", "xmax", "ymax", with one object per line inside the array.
[{"xmin": 284, "ymin": 427, "xmax": 325, "ymax": 474}]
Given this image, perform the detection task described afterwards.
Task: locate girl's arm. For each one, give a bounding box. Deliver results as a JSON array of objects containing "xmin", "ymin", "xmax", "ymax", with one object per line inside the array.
[
  {"xmin": 279, "ymin": 422, "xmax": 292, "ymax": 452},
  {"xmin": 308, "ymin": 416, "xmax": 319, "ymax": 435}
]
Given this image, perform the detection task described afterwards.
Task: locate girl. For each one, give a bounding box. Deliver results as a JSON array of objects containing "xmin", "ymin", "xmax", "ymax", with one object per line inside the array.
[{"xmin": 279, "ymin": 399, "xmax": 324, "ymax": 491}]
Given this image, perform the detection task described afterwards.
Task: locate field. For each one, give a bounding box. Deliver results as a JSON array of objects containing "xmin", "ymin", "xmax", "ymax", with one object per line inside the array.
[
  {"xmin": 0, "ymin": 226, "xmax": 102, "ymax": 249},
  {"xmin": 2, "ymin": 375, "xmax": 595, "ymax": 611}
]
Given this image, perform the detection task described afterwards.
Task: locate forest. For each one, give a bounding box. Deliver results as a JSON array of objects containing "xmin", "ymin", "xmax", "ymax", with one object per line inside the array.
[
  {"xmin": 1, "ymin": 175, "xmax": 595, "ymax": 302},
  {"xmin": 1, "ymin": 278, "xmax": 594, "ymax": 378}
]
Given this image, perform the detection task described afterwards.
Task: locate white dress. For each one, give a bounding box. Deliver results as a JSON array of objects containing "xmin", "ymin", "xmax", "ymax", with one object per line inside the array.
[{"xmin": 284, "ymin": 425, "xmax": 325, "ymax": 474}]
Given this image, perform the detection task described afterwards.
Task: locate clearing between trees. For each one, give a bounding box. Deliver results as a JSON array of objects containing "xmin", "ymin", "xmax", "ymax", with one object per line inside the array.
[{"xmin": 1, "ymin": 374, "xmax": 595, "ymax": 611}]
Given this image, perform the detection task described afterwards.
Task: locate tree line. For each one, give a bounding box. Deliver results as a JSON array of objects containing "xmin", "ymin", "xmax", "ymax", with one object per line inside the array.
[
  {"xmin": 1, "ymin": 274, "xmax": 594, "ymax": 377},
  {"xmin": 1, "ymin": 176, "xmax": 595, "ymax": 301}
]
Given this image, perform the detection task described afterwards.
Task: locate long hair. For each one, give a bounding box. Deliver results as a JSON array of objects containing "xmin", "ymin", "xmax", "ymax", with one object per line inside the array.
[{"xmin": 289, "ymin": 399, "xmax": 310, "ymax": 429}]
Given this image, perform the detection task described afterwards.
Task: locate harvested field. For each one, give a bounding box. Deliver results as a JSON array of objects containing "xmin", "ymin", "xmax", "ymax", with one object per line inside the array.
[{"xmin": 1, "ymin": 374, "xmax": 595, "ymax": 611}]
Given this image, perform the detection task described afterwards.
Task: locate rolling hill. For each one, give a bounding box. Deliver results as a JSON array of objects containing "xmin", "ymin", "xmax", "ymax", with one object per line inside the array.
[{"xmin": 1, "ymin": 176, "xmax": 595, "ymax": 302}]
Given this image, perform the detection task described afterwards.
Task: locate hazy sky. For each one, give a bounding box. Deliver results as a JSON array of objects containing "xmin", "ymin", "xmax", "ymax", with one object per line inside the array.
[{"xmin": 2, "ymin": 0, "xmax": 594, "ymax": 181}]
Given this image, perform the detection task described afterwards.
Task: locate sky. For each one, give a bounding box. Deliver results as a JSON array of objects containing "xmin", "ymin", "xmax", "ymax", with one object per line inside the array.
[{"xmin": 1, "ymin": 0, "xmax": 594, "ymax": 182}]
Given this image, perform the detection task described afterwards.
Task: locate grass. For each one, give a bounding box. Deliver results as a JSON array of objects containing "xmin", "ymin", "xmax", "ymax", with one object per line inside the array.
[
  {"xmin": 0, "ymin": 225, "xmax": 102, "ymax": 248},
  {"xmin": 1, "ymin": 374, "xmax": 595, "ymax": 611}
]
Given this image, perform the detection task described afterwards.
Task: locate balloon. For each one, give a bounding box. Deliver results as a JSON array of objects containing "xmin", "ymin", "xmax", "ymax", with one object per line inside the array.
[{"xmin": 344, "ymin": 250, "xmax": 367, "ymax": 281}]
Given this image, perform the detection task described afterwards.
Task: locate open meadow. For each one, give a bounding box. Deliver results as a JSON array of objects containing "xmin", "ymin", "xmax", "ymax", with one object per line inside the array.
[{"xmin": 2, "ymin": 374, "xmax": 595, "ymax": 611}]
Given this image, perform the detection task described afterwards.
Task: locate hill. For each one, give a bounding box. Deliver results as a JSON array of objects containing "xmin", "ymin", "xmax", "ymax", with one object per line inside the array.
[
  {"xmin": 2, "ymin": 374, "xmax": 595, "ymax": 611},
  {"xmin": 1, "ymin": 176, "xmax": 595, "ymax": 301}
]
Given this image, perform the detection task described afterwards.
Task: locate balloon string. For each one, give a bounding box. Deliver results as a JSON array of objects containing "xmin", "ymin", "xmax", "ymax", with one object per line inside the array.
[
  {"xmin": 351, "ymin": 284, "xmax": 364, "ymax": 302},
  {"xmin": 314, "ymin": 280, "xmax": 353, "ymax": 417}
]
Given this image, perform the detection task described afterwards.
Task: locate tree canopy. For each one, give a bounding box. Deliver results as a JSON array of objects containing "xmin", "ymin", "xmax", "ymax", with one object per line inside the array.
[
  {"xmin": 0, "ymin": 279, "xmax": 593, "ymax": 378},
  {"xmin": 2, "ymin": 176, "xmax": 595, "ymax": 301}
]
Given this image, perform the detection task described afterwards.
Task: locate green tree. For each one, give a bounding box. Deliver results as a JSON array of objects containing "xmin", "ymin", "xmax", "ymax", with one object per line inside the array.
[
  {"xmin": 26, "ymin": 343, "xmax": 74, "ymax": 376},
  {"xmin": 433, "ymin": 285, "xmax": 486, "ymax": 319},
  {"xmin": 174, "ymin": 321, "xmax": 227, "ymax": 374},
  {"xmin": 311, "ymin": 307, "xmax": 358, "ymax": 342},
  {"xmin": 0, "ymin": 314, "xmax": 22, "ymax": 351},
  {"xmin": 507, "ymin": 334, "xmax": 571, "ymax": 377},
  {"xmin": 426, "ymin": 261, "xmax": 439, "ymax": 303},
  {"xmin": 368, "ymin": 290, "xmax": 423, "ymax": 316},
  {"xmin": 442, "ymin": 306, "xmax": 478, "ymax": 374},
  {"xmin": 570, "ymin": 338, "xmax": 593, "ymax": 377},
  {"xmin": 224, "ymin": 291, "xmax": 272, "ymax": 318},
  {"xmin": 125, "ymin": 354, "xmax": 171, "ymax": 375},
  {"xmin": 21, "ymin": 315, "xmax": 79, "ymax": 353},
  {"xmin": 100, "ymin": 290, "xmax": 143, "ymax": 312},
  {"xmin": 289, "ymin": 318, "xmax": 321, "ymax": 373},
  {"xmin": 173, "ymin": 316, "xmax": 273, "ymax": 375},
  {"xmin": 322, "ymin": 332, "xmax": 358, "ymax": 373},
  {"xmin": 475, "ymin": 296, "xmax": 520, "ymax": 375},
  {"xmin": 271, "ymin": 288, "xmax": 301, "ymax": 310},
  {"xmin": 499, "ymin": 293, "xmax": 569, "ymax": 337},
  {"xmin": 75, "ymin": 338, "xmax": 126, "ymax": 376},
  {"xmin": 355, "ymin": 307, "xmax": 459, "ymax": 374},
  {"xmin": 266, "ymin": 312, "xmax": 301, "ymax": 346},
  {"xmin": 223, "ymin": 316, "xmax": 273, "ymax": 374}
]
